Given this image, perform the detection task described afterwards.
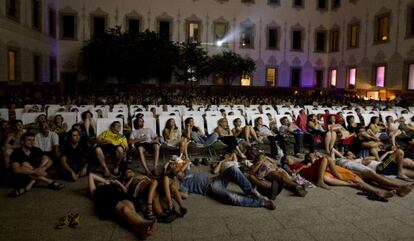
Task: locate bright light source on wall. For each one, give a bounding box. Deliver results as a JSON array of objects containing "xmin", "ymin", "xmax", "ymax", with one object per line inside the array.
[
  {"xmin": 330, "ymin": 69, "xmax": 337, "ymax": 87},
  {"xmin": 349, "ymin": 68, "xmax": 356, "ymax": 86},
  {"xmin": 376, "ymin": 66, "xmax": 385, "ymax": 87},
  {"xmin": 216, "ymin": 40, "xmax": 223, "ymax": 46}
]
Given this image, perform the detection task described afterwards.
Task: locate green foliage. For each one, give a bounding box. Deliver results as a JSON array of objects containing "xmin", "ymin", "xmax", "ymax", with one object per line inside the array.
[
  {"xmin": 81, "ymin": 27, "xmax": 178, "ymax": 85},
  {"xmin": 174, "ymin": 41, "xmax": 210, "ymax": 84},
  {"xmin": 210, "ymin": 51, "xmax": 256, "ymax": 85},
  {"xmin": 81, "ymin": 27, "xmax": 255, "ymax": 86}
]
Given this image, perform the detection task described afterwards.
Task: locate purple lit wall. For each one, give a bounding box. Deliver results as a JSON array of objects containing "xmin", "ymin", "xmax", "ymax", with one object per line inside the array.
[
  {"xmin": 349, "ymin": 68, "xmax": 356, "ymax": 86},
  {"xmin": 376, "ymin": 66, "xmax": 385, "ymax": 87},
  {"xmin": 409, "ymin": 64, "xmax": 414, "ymax": 90}
]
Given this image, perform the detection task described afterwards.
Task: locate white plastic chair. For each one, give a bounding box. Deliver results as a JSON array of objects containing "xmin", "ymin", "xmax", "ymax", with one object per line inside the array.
[
  {"xmin": 54, "ymin": 112, "xmax": 78, "ymax": 130},
  {"xmin": 205, "ymin": 115, "xmax": 224, "ymax": 135},
  {"xmin": 131, "ymin": 117, "xmax": 157, "ymax": 135},
  {"xmin": 227, "ymin": 115, "xmax": 246, "ymax": 130},
  {"xmin": 96, "ymin": 118, "xmax": 123, "ymax": 136},
  {"xmin": 158, "ymin": 115, "xmax": 182, "ymax": 137},
  {"xmin": 108, "ymin": 112, "xmax": 128, "ymax": 124},
  {"xmin": 22, "ymin": 112, "xmax": 46, "ymax": 125},
  {"xmin": 0, "ymin": 108, "xmax": 9, "ymax": 121}
]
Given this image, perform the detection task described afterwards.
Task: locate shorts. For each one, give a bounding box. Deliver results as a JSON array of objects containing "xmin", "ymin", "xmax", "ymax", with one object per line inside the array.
[
  {"xmin": 377, "ymin": 161, "xmax": 398, "ymax": 176},
  {"xmin": 135, "ymin": 142, "xmax": 158, "ymax": 152},
  {"xmin": 98, "ymin": 144, "xmax": 123, "ymax": 157}
]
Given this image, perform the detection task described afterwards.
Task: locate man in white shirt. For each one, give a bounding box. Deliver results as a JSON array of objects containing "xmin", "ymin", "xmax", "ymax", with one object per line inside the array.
[
  {"xmin": 34, "ymin": 122, "xmax": 60, "ymax": 159},
  {"xmin": 129, "ymin": 117, "xmax": 160, "ymax": 176}
]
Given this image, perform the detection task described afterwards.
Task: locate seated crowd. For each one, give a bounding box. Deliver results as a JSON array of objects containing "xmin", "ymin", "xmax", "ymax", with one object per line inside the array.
[{"xmin": 1, "ymin": 95, "xmax": 414, "ymax": 240}]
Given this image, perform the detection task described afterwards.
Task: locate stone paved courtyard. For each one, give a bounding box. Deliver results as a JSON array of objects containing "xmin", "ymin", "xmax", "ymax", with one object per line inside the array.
[{"xmin": 1, "ymin": 164, "xmax": 414, "ymax": 241}]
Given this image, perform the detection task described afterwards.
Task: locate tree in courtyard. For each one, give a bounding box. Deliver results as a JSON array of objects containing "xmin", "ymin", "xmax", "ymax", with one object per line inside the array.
[{"xmin": 209, "ymin": 51, "xmax": 255, "ymax": 86}]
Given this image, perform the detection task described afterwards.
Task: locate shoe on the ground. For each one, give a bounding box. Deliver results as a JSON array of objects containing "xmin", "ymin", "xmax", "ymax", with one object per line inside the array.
[
  {"xmin": 69, "ymin": 213, "xmax": 80, "ymax": 228},
  {"xmin": 201, "ymin": 158, "xmax": 209, "ymax": 166},
  {"xmin": 56, "ymin": 213, "xmax": 73, "ymax": 229},
  {"xmin": 263, "ymin": 199, "xmax": 276, "ymax": 210},
  {"xmin": 295, "ymin": 185, "xmax": 308, "ymax": 197},
  {"xmin": 193, "ymin": 158, "xmax": 200, "ymax": 166}
]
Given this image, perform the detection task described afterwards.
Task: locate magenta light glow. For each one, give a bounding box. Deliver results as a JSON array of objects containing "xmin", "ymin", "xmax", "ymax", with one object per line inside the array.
[
  {"xmin": 349, "ymin": 68, "xmax": 356, "ymax": 86},
  {"xmin": 376, "ymin": 66, "xmax": 385, "ymax": 87}
]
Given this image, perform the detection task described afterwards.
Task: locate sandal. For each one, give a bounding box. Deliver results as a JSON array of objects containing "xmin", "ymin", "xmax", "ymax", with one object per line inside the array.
[
  {"xmin": 8, "ymin": 188, "xmax": 26, "ymax": 198},
  {"xmin": 69, "ymin": 213, "xmax": 80, "ymax": 228},
  {"xmin": 56, "ymin": 213, "xmax": 73, "ymax": 229},
  {"xmin": 48, "ymin": 181, "xmax": 64, "ymax": 191},
  {"xmin": 146, "ymin": 204, "xmax": 156, "ymax": 220}
]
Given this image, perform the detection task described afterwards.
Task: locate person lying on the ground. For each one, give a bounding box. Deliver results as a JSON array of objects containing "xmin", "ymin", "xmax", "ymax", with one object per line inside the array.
[
  {"xmin": 246, "ymin": 153, "xmax": 307, "ymax": 199},
  {"xmin": 171, "ymin": 159, "xmax": 276, "ymax": 210},
  {"xmin": 330, "ymin": 148, "xmax": 412, "ymax": 197},
  {"xmin": 88, "ymin": 173, "xmax": 154, "ymax": 239}
]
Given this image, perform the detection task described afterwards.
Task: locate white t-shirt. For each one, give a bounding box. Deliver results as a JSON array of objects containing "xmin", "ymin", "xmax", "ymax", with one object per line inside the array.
[
  {"xmin": 130, "ymin": 128, "xmax": 157, "ymax": 143},
  {"xmin": 34, "ymin": 131, "xmax": 59, "ymax": 152}
]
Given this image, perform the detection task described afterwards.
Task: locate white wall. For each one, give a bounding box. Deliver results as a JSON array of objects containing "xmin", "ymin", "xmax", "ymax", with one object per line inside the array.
[{"xmin": 1, "ymin": 0, "xmax": 414, "ymax": 91}]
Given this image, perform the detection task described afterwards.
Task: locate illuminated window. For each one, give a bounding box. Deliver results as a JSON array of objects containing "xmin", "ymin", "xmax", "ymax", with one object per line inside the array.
[
  {"xmin": 32, "ymin": 0, "xmax": 41, "ymax": 30},
  {"xmin": 329, "ymin": 69, "xmax": 337, "ymax": 87},
  {"xmin": 375, "ymin": 14, "xmax": 390, "ymax": 43},
  {"xmin": 214, "ymin": 22, "xmax": 228, "ymax": 46},
  {"xmin": 267, "ymin": 28, "xmax": 278, "ymax": 49},
  {"xmin": 266, "ymin": 68, "xmax": 277, "ymax": 86},
  {"xmin": 241, "ymin": 74, "xmax": 251, "ymax": 86},
  {"xmin": 329, "ymin": 29, "xmax": 339, "ymax": 52},
  {"xmin": 348, "ymin": 67, "xmax": 356, "ymax": 88},
  {"xmin": 187, "ymin": 22, "xmax": 200, "ymax": 44},
  {"xmin": 348, "ymin": 23, "xmax": 359, "ymax": 48},
  {"xmin": 241, "ymin": 25, "xmax": 254, "ymax": 48},
  {"xmin": 408, "ymin": 64, "xmax": 414, "ymax": 90},
  {"xmin": 8, "ymin": 50, "xmax": 17, "ymax": 81},
  {"xmin": 375, "ymin": 65, "xmax": 386, "ymax": 87}
]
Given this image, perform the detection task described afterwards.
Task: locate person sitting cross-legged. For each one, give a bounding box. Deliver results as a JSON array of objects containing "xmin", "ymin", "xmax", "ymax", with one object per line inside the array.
[
  {"xmin": 9, "ymin": 133, "xmax": 64, "ymax": 197},
  {"xmin": 129, "ymin": 117, "xmax": 160, "ymax": 177}
]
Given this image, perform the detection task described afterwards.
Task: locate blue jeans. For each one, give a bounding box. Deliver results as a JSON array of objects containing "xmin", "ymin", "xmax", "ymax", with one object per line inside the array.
[
  {"xmin": 192, "ymin": 132, "xmax": 219, "ymax": 146},
  {"xmin": 207, "ymin": 166, "xmax": 264, "ymax": 207}
]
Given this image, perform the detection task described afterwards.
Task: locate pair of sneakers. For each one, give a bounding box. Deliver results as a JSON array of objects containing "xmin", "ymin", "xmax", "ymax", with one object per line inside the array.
[{"xmin": 56, "ymin": 213, "xmax": 80, "ymax": 229}]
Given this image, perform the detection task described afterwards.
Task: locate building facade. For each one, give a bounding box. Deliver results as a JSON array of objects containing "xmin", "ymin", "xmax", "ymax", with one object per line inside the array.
[{"xmin": 1, "ymin": 0, "xmax": 414, "ymax": 96}]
